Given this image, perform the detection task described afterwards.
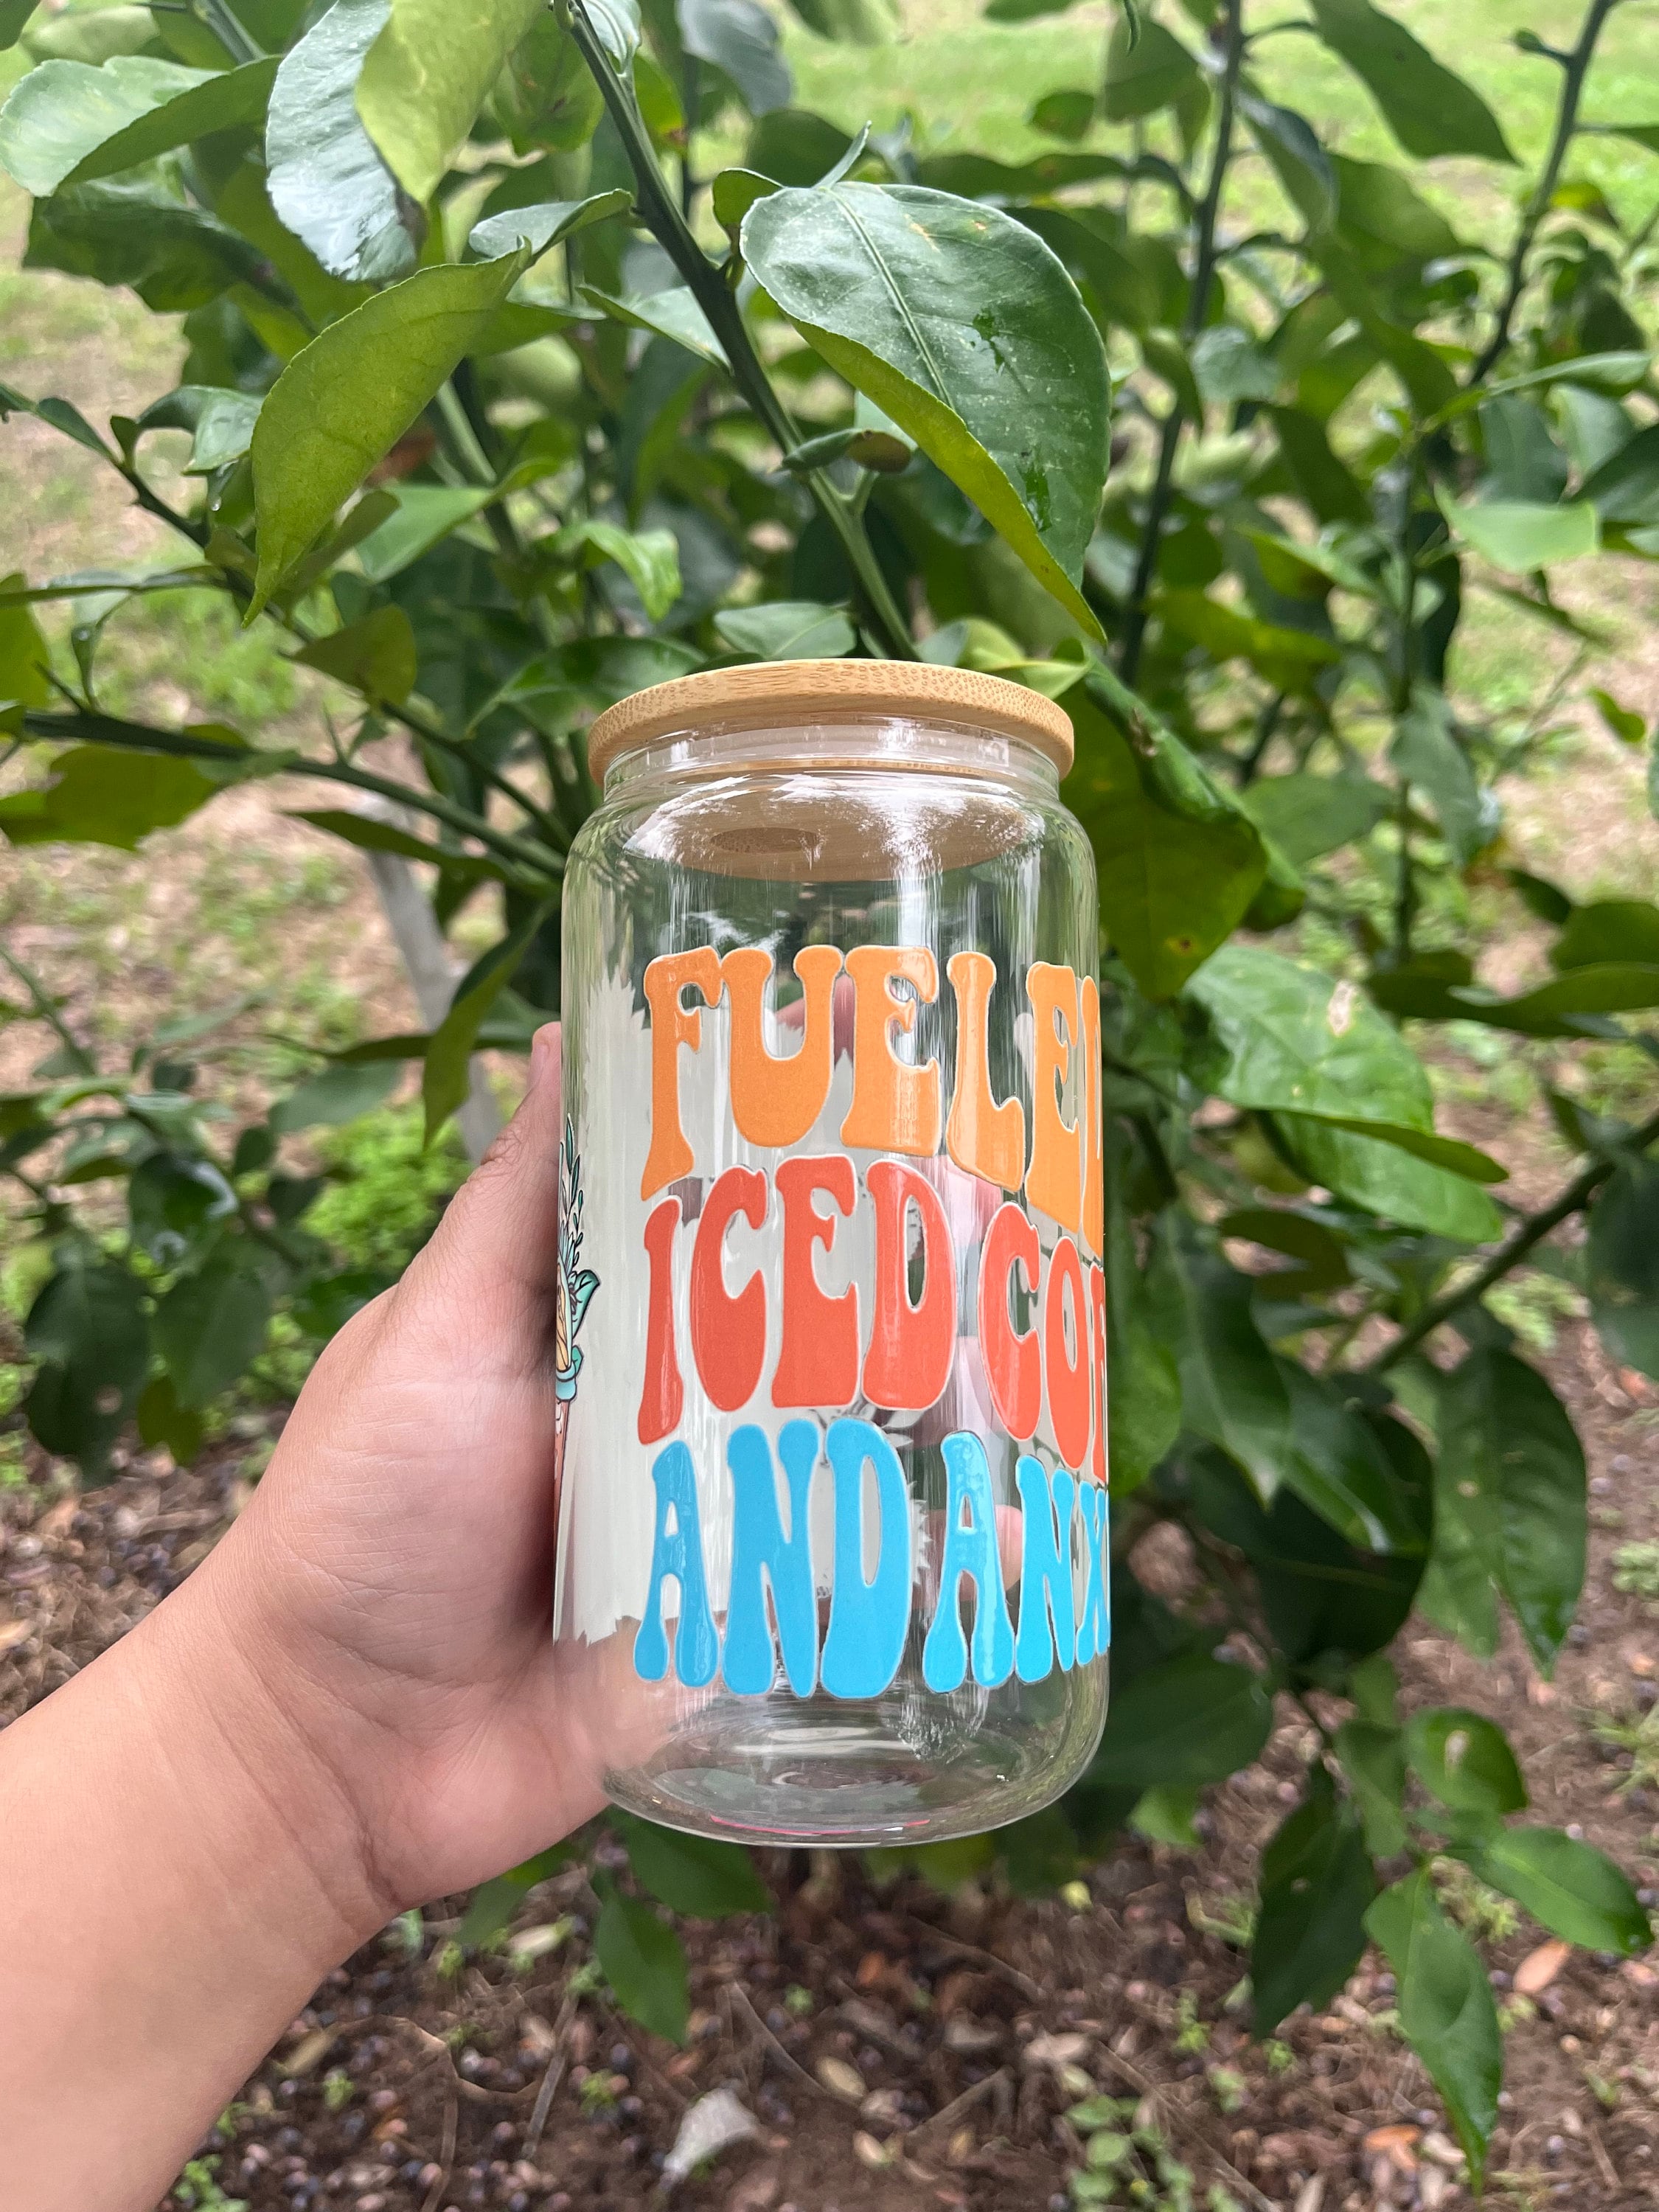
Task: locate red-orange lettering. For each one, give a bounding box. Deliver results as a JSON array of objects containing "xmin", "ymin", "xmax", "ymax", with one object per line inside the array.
[
  {"xmin": 1044, "ymin": 1234, "xmax": 1092, "ymax": 1473},
  {"xmin": 978, "ymin": 1200, "xmax": 1041, "ymax": 1443},
  {"xmin": 637, "ymin": 1196, "xmax": 684, "ymax": 1444},
  {"xmin": 1080, "ymin": 975, "xmax": 1103, "ymax": 1259},
  {"xmin": 689, "ymin": 1166, "xmax": 768, "ymax": 1413},
  {"xmin": 772, "ymin": 1155, "xmax": 860, "ymax": 1409},
  {"xmin": 863, "ymin": 1161, "xmax": 956, "ymax": 1413},
  {"xmin": 1088, "ymin": 1259, "xmax": 1107, "ymax": 1485},
  {"xmin": 1025, "ymin": 962, "xmax": 1081, "ymax": 1233}
]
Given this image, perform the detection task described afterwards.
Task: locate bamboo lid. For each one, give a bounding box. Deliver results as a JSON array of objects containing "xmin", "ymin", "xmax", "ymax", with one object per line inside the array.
[{"xmin": 584, "ymin": 658, "xmax": 1074, "ymax": 783}]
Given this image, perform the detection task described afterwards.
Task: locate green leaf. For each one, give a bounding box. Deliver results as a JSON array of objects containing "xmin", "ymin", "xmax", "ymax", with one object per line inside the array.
[
  {"xmin": 288, "ymin": 808, "xmax": 501, "ymax": 886},
  {"xmin": 291, "ymin": 605, "xmax": 418, "ymax": 706},
  {"xmin": 467, "ymin": 188, "xmax": 631, "ymax": 260},
  {"xmin": 1239, "ymin": 773, "xmax": 1391, "ymax": 866},
  {"xmin": 1239, "ymin": 85, "xmax": 1336, "ymax": 232},
  {"xmin": 1589, "ymin": 687, "xmax": 1646, "ymax": 746},
  {"xmin": 593, "ymin": 1885, "xmax": 689, "ymax": 2044},
  {"xmin": 1064, "ymin": 669, "xmax": 1268, "ymax": 998},
  {"xmin": 1127, "ymin": 1786, "xmax": 1201, "ymax": 1850},
  {"xmin": 580, "ymin": 282, "xmax": 727, "ymax": 364},
  {"xmin": 1334, "ymin": 1719, "xmax": 1408, "ymax": 1857},
  {"xmin": 1275, "ymin": 1117, "xmax": 1505, "ymax": 1240},
  {"xmin": 1307, "ymin": 0, "xmax": 1512, "ymax": 163},
  {"xmin": 713, "ymin": 599, "xmax": 855, "ymax": 660},
  {"xmin": 25, "ymin": 177, "xmax": 269, "ymax": 312},
  {"xmin": 780, "ymin": 0, "xmax": 895, "ymax": 41},
  {"xmin": 613, "ymin": 1812, "xmax": 773, "ymax": 1917},
  {"xmin": 250, "ymin": 251, "xmax": 528, "ymax": 614},
  {"xmin": 1161, "ymin": 1237, "xmax": 1291, "ymax": 1499},
  {"xmin": 1391, "ymin": 689, "xmax": 1486, "ymax": 864},
  {"xmin": 1461, "ymin": 1828, "xmax": 1650, "ymax": 1955},
  {"xmin": 0, "ymin": 54, "xmax": 276, "ymax": 196},
  {"xmin": 352, "ymin": 484, "xmax": 498, "ymax": 584},
  {"xmin": 1251, "ymin": 1778, "xmax": 1374, "ymax": 2032},
  {"xmin": 154, "ymin": 1245, "xmax": 272, "ymax": 1408},
  {"xmin": 1279, "ymin": 1361, "xmax": 1427, "ymax": 1554},
  {"xmin": 267, "ymin": 0, "xmax": 422, "ymax": 287},
  {"xmin": 742, "ymin": 181, "xmax": 1110, "ymax": 635},
  {"xmin": 1029, "ymin": 88, "xmax": 1096, "ymax": 142},
  {"xmin": 1090, "ymin": 1652, "xmax": 1274, "ymax": 1789},
  {"xmin": 355, "ymin": 0, "xmax": 543, "ymax": 204},
  {"xmin": 1366, "ymin": 1871, "xmax": 1500, "ymax": 2183},
  {"xmin": 1, "ymin": 0, "xmax": 39, "ymax": 49},
  {"xmin": 269, "ymin": 1060, "xmax": 400, "ymax": 1134},
  {"xmin": 679, "ymin": 0, "xmax": 791, "ymax": 116},
  {"xmin": 24, "ymin": 1253, "xmax": 150, "ymax": 1480},
  {"xmin": 1405, "ymin": 1706, "xmax": 1526, "ymax": 1818},
  {"xmin": 0, "ymin": 568, "xmax": 52, "ymax": 726},
  {"xmin": 1158, "ymin": 588, "xmax": 1342, "ymax": 695},
  {"xmin": 457, "ymin": 1844, "xmax": 574, "ymax": 1949},
  {"xmin": 1105, "ymin": 1197, "xmax": 1180, "ymax": 1492},
  {"xmin": 1439, "ymin": 493, "xmax": 1599, "ymax": 571},
  {"xmin": 1186, "ymin": 946, "xmax": 1505, "ymax": 1182},
  {"xmin": 0, "ymin": 744, "xmax": 224, "ymax": 849},
  {"xmin": 1555, "ymin": 898, "xmax": 1659, "ymax": 970},
  {"xmin": 1101, "ymin": 15, "xmax": 1197, "ymax": 121},
  {"xmin": 136, "ymin": 1372, "xmax": 205, "ymax": 1467},
  {"xmin": 490, "ymin": 9, "xmax": 605, "ymax": 152},
  {"xmin": 1437, "ymin": 1348, "xmax": 1586, "ymax": 1674},
  {"xmin": 1269, "ymin": 406, "xmax": 1370, "ymax": 526},
  {"xmin": 423, "ymin": 905, "xmax": 546, "ymax": 1144},
  {"xmin": 550, "ymin": 519, "xmax": 681, "ymax": 622},
  {"xmin": 1588, "ymin": 1154, "xmax": 1659, "ymax": 1381},
  {"xmin": 1581, "ymin": 422, "xmax": 1659, "ymax": 529}
]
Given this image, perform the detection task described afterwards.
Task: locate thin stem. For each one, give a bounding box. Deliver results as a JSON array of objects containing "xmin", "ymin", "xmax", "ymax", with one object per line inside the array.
[
  {"xmin": 192, "ymin": 0, "xmax": 262, "ymax": 63},
  {"xmin": 1467, "ymin": 0, "xmax": 1621, "ymax": 383},
  {"xmin": 565, "ymin": 0, "xmax": 916, "ymax": 659},
  {"xmin": 1117, "ymin": 0, "xmax": 1245, "ymax": 686},
  {"xmin": 1360, "ymin": 1103, "xmax": 1659, "ymax": 1374},
  {"xmin": 0, "ymin": 943, "xmax": 97, "ymax": 1074},
  {"xmin": 1237, "ymin": 692, "xmax": 1285, "ymax": 787},
  {"xmin": 21, "ymin": 711, "xmax": 560, "ymax": 890}
]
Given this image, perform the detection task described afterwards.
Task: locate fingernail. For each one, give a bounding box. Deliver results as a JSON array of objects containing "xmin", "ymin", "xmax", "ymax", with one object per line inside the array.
[{"xmin": 530, "ymin": 1021, "xmax": 560, "ymax": 1091}]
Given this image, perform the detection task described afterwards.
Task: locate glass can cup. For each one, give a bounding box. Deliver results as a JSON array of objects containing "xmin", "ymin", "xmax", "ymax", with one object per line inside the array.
[{"xmin": 552, "ymin": 661, "xmax": 1109, "ymax": 1846}]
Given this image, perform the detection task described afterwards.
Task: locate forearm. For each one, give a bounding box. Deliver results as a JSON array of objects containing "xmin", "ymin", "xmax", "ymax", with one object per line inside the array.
[{"xmin": 0, "ymin": 1557, "xmax": 386, "ymax": 2212}]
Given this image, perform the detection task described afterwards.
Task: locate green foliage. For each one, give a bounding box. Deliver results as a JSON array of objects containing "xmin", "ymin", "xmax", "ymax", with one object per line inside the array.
[{"xmin": 1, "ymin": 0, "xmax": 1655, "ymax": 2153}]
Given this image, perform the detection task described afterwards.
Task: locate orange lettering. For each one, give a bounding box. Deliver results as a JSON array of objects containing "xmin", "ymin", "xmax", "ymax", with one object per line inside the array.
[
  {"xmin": 978, "ymin": 1201, "xmax": 1041, "ymax": 1442},
  {"xmin": 689, "ymin": 1166, "xmax": 768, "ymax": 1413},
  {"xmin": 637, "ymin": 1196, "xmax": 684, "ymax": 1444},
  {"xmin": 1025, "ymin": 962, "xmax": 1081, "ymax": 1233},
  {"xmin": 723, "ymin": 944, "xmax": 843, "ymax": 1150},
  {"xmin": 640, "ymin": 947, "xmax": 722, "ymax": 1200},
  {"xmin": 772, "ymin": 1155, "xmax": 860, "ymax": 1409},
  {"xmin": 1080, "ymin": 975, "xmax": 1103, "ymax": 1258},
  {"xmin": 840, "ymin": 945, "xmax": 942, "ymax": 1158},
  {"xmin": 945, "ymin": 951, "xmax": 1025, "ymax": 1193},
  {"xmin": 863, "ymin": 1161, "xmax": 956, "ymax": 1413}
]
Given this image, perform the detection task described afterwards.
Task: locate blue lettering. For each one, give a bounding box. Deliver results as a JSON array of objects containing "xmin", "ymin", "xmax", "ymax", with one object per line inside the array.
[
  {"xmin": 922, "ymin": 1430, "xmax": 1015, "ymax": 1693},
  {"xmin": 633, "ymin": 1441, "xmax": 718, "ymax": 1687},
  {"xmin": 1014, "ymin": 1455, "xmax": 1076, "ymax": 1684},
  {"xmin": 1074, "ymin": 1478, "xmax": 1110, "ymax": 1665},
  {"xmin": 820, "ymin": 1416, "xmax": 912, "ymax": 1698},
  {"xmin": 723, "ymin": 1419, "xmax": 820, "ymax": 1696}
]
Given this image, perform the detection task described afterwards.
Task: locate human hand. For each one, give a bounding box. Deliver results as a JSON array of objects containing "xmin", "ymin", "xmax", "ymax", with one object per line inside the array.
[
  {"xmin": 0, "ymin": 1023, "xmax": 608, "ymax": 2212},
  {"xmin": 195, "ymin": 1018, "xmax": 609, "ymax": 1919}
]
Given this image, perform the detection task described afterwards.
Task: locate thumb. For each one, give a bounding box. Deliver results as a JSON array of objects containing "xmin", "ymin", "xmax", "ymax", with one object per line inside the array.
[{"xmin": 409, "ymin": 1022, "xmax": 564, "ymax": 1318}]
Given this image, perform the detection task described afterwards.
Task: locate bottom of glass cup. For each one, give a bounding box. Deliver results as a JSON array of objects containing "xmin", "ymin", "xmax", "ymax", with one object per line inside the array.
[{"xmin": 602, "ymin": 1663, "xmax": 1108, "ymax": 1848}]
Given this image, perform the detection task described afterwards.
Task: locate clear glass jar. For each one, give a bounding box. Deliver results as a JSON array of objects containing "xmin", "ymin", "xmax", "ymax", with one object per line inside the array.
[{"xmin": 552, "ymin": 662, "xmax": 1108, "ymax": 1846}]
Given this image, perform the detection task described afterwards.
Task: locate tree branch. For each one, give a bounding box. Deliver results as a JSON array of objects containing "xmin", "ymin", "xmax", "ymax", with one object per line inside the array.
[
  {"xmin": 1467, "ymin": 0, "xmax": 1621, "ymax": 384},
  {"xmin": 1360, "ymin": 1102, "xmax": 1659, "ymax": 1374},
  {"xmin": 20, "ymin": 710, "xmax": 561, "ymax": 891},
  {"xmin": 1117, "ymin": 0, "xmax": 1245, "ymax": 686},
  {"xmin": 563, "ymin": 0, "xmax": 916, "ymax": 659}
]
